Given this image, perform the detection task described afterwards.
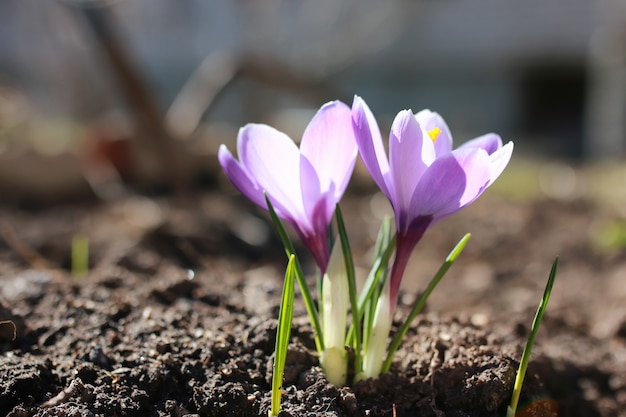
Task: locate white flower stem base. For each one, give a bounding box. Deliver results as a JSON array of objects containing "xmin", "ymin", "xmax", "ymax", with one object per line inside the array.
[
  {"xmin": 360, "ymin": 282, "xmax": 392, "ymax": 380},
  {"xmin": 320, "ymin": 346, "xmax": 348, "ymax": 387},
  {"xmin": 320, "ymin": 241, "xmax": 349, "ymax": 386}
]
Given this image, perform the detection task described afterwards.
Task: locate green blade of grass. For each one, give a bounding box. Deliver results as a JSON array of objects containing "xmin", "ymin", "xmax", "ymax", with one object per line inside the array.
[
  {"xmin": 264, "ymin": 193, "xmax": 324, "ymax": 352},
  {"xmin": 335, "ymin": 204, "xmax": 361, "ymax": 373},
  {"xmin": 358, "ymin": 235, "xmax": 396, "ymax": 317},
  {"xmin": 358, "ymin": 220, "xmax": 395, "ymax": 308},
  {"xmin": 381, "ymin": 233, "xmax": 471, "ymax": 373},
  {"xmin": 346, "ymin": 229, "xmax": 395, "ymax": 347},
  {"xmin": 360, "ymin": 228, "xmax": 394, "ymax": 352},
  {"xmin": 71, "ymin": 234, "xmax": 89, "ymax": 278},
  {"xmin": 269, "ymin": 255, "xmax": 297, "ymax": 417},
  {"xmin": 372, "ymin": 216, "xmax": 393, "ymax": 261},
  {"xmin": 507, "ymin": 257, "xmax": 558, "ymax": 417}
]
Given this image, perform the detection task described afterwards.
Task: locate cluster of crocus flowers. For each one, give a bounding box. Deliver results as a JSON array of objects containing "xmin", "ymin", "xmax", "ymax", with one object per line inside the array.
[{"xmin": 219, "ymin": 95, "xmax": 513, "ymax": 388}]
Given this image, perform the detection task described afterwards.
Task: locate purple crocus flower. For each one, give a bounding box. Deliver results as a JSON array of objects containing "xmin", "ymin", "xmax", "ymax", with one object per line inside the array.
[
  {"xmin": 218, "ymin": 101, "xmax": 358, "ymax": 272},
  {"xmin": 352, "ymin": 96, "xmax": 513, "ymax": 306}
]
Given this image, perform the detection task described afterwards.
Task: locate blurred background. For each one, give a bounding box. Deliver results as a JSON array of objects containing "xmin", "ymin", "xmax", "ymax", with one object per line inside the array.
[{"xmin": 0, "ymin": 0, "xmax": 625, "ymax": 203}]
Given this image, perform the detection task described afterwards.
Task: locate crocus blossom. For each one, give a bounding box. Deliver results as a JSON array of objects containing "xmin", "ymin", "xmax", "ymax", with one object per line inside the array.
[
  {"xmin": 218, "ymin": 101, "xmax": 358, "ymax": 272},
  {"xmin": 352, "ymin": 96, "xmax": 513, "ymax": 307}
]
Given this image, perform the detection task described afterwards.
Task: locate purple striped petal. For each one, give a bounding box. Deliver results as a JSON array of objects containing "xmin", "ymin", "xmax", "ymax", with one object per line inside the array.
[
  {"xmin": 453, "ymin": 147, "xmax": 493, "ymax": 207},
  {"xmin": 458, "ymin": 133, "xmax": 502, "ymax": 155},
  {"xmin": 218, "ymin": 144, "xmax": 266, "ymax": 208},
  {"xmin": 487, "ymin": 141, "xmax": 514, "ymax": 186},
  {"xmin": 300, "ymin": 101, "xmax": 357, "ymax": 198},
  {"xmin": 409, "ymin": 147, "xmax": 491, "ymax": 220},
  {"xmin": 389, "ymin": 110, "xmax": 434, "ymax": 224},
  {"xmin": 352, "ymin": 95, "xmax": 393, "ymax": 199},
  {"xmin": 299, "ymin": 154, "xmax": 322, "ymax": 231},
  {"xmin": 299, "ymin": 157, "xmax": 332, "ymax": 268},
  {"xmin": 238, "ymin": 124, "xmax": 304, "ymax": 219}
]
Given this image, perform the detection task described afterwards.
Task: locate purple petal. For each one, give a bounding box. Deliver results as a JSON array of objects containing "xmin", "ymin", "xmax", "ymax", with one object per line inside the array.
[
  {"xmin": 352, "ymin": 96, "xmax": 393, "ymax": 199},
  {"xmin": 458, "ymin": 133, "xmax": 503, "ymax": 155},
  {"xmin": 415, "ymin": 109, "xmax": 453, "ymax": 157},
  {"xmin": 218, "ymin": 144, "xmax": 266, "ymax": 208},
  {"xmin": 299, "ymin": 154, "xmax": 322, "ymax": 231},
  {"xmin": 409, "ymin": 147, "xmax": 491, "ymax": 220},
  {"xmin": 298, "ymin": 190, "xmax": 333, "ymax": 271},
  {"xmin": 453, "ymin": 147, "xmax": 492, "ymax": 207},
  {"xmin": 487, "ymin": 141, "xmax": 514, "ymax": 186},
  {"xmin": 389, "ymin": 110, "xmax": 434, "ymax": 220},
  {"xmin": 300, "ymin": 101, "xmax": 357, "ymax": 198},
  {"xmin": 297, "ymin": 156, "xmax": 334, "ymax": 270},
  {"xmin": 238, "ymin": 123, "xmax": 304, "ymax": 219},
  {"xmin": 300, "ymin": 154, "xmax": 339, "ymax": 227}
]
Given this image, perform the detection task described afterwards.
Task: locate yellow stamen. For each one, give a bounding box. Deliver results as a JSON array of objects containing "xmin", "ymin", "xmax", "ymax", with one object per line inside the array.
[{"xmin": 427, "ymin": 126, "xmax": 442, "ymax": 142}]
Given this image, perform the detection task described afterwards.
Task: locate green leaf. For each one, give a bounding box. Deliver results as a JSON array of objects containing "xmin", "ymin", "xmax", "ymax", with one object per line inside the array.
[
  {"xmin": 71, "ymin": 234, "xmax": 89, "ymax": 278},
  {"xmin": 361, "ymin": 218, "xmax": 393, "ymax": 295},
  {"xmin": 382, "ymin": 233, "xmax": 471, "ymax": 373},
  {"xmin": 346, "ymin": 221, "xmax": 395, "ymax": 348},
  {"xmin": 373, "ymin": 216, "xmax": 393, "ymax": 260},
  {"xmin": 335, "ymin": 204, "xmax": 361, "ymax": 373},
  {"xmin": 264, "ymin": 193, "xmax": 324, "ymax": 352},
  {"xmin": 270, "ymin": 255, "xmax": 297, "ymax": 417},
  {"xmin": 507, "ymin": 257, "xmax": 558, "ymax": 417}
]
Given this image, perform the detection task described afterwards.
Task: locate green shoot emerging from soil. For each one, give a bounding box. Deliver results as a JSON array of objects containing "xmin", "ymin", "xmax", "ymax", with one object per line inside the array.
[
  {"xmin": 269, "ymin": 254, "xmax": 297, "ymax": 417},
  {"xmin": 71, "ymin": 234, "xmax": 89, "ymax": 278},
  {"xmin": 506, "ymin": 257, "xmax": 558, "ymax": 417}
]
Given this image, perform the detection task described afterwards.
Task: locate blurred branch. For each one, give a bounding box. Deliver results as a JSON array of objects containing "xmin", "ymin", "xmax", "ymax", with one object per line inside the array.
[
  {"xmin": 237, "ymin": 55, "xmax": 347, "ymax": 102},
  {"xmin": 72, "ymin": 4, "xmax": 187, "ymax": 194},
  {"xmin": 166, "ymin": 52, "xmax": 238, "ymax": 141},
  {"xmin": 166, "ymin": 52, "xmax": 345, "ymax": 139}
]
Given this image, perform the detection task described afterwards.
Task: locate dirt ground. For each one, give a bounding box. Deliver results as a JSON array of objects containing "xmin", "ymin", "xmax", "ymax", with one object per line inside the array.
[{"xmin": 1, "ymin": 163, "xmax": 626, "ymax": 417}]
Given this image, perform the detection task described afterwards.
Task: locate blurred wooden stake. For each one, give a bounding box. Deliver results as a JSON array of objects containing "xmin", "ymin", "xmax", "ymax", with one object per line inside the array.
[
  {"xmin": 76, "ymin": 5, "xmax": 187, "ymax": 194},
  {"xmin": 166, "ymin": 52, "xmax": 237, "ymax": 141}
]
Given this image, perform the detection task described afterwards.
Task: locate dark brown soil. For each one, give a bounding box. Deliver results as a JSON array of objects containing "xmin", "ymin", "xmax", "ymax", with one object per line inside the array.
[{"xmin": 1, "ymin": 185, "xmax": 625, "ymax": 416}]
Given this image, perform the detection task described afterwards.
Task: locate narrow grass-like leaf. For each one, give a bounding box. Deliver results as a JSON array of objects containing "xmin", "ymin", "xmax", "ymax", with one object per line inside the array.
[
  {"xmin": 264, "ymin": 193, "xmax": 324, "ymax": 352},
  {"xmin": 346, "ymin": 224, "xmax": 395, "ymax": 346},
  {"xmin": 382, "ymin": 233, "xmax": 471, "ymax": 373},
  {"xmin": 506, "ymin": 257, "xmax": 558, "ymax": 417},
  {"xmin": 316, "ymin": 269, "xmax": 323, "ymax": 321},
  {"xmin": 359, "ymin": 218, "xmax": 394, "ymax": 300},
  {"xmin": 359, "ymin": 233, "xmax": 395, "ymax": 356},
  {"xmin": 373, "ymin": 216, "xmax": 393, "ymax": 260},
  {"xmin": 335, "ymin": 204, "xmax": 361, "ymax": 372},
  {"xmin": 318, "ymin": 224, "xmax": 335, "ymax": 314},
  {"xmin": 269, "ymin": 255, "xmax": 297, "ymax": 417},
  {"xmin": 71, "ymin": 234, "xmax": 89, "ymax": 278}
]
